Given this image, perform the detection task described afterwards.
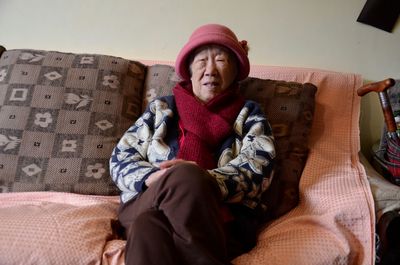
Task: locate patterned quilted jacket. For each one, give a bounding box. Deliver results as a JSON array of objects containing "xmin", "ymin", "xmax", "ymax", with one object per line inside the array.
[{"xmin": 110, "ymin": 96, "xmax": 275, "ymax": 209}]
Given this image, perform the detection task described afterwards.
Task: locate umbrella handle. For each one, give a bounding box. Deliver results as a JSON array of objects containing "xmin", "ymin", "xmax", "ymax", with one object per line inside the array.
[{"xmin": 357, "ymin": 78, "xmax": 395, "ymax": 96}]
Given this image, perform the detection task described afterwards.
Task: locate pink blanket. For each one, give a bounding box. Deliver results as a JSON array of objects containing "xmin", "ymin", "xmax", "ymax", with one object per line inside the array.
[
  {"xmin": 232, "ymin": 66, "xmax": 374, "ymax": 264},
  {"xmin": 0, "ymin": 65, "xmax": 374, "ymax": 265}
]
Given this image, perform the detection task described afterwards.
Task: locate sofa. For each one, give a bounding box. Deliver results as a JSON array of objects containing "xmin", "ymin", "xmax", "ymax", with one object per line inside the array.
[{"xmin": 0, "ymin": 46, "xmax": 375, "ymax": 265}]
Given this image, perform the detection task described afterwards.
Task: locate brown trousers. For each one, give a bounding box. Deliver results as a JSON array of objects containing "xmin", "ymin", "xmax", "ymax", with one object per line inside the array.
[{"xmin": 118, "ymin": 163, "xmax": 236, "ymax": 265}]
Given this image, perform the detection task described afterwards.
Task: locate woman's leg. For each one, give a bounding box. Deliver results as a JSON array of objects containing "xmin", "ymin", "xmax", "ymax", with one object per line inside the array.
[
  {"xmin": 124, "ymin": 209, "xmax": 181, "ymax": 265},
  {"xmin": 118, "ymin": 163, "xmax": 230, "ymax": 265}
]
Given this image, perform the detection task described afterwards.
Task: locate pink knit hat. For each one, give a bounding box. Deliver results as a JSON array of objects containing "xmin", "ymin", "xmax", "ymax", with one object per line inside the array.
[{"xmin": 175, "ymin": 24, "xmax": 250, "ymax": 81}]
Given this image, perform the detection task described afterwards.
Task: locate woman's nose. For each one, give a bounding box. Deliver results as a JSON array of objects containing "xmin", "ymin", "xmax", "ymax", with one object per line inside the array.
[{"xmin": 204, "ymin": 59, "xmax": 217, "ymax": 76}]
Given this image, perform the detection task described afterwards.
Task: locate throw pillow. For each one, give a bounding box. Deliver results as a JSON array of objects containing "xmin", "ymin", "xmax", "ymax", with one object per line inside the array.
[
  {"xmin": 239, "ymin": 77, "xmax": 317, "ymax": 220},
  {"xmin": 0, "ymin": 49, "xmax": 145, "ymax": 195},
  {"xmin": 142, "ymin": 64, "xmax": 180, "ymax": 109}
]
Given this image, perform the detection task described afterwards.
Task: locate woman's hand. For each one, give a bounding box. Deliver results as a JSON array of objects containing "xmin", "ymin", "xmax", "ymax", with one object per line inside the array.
[
  {"xmin": 145, "ymin": 168, "xmax": 168, "ymax": 188},
  {"xmin": 159, "ymin": 159, "xmax": 197, "ymax": 169},
  {"xmin": 145, "ymin": 159, "xmax": 198, "ymax": 188}
]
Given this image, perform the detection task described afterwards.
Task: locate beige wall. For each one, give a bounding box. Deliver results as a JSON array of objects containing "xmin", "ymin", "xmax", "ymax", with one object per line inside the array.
[{"xmin": 1, "ymin": 0, "xmax": 399, "ymax": 157}]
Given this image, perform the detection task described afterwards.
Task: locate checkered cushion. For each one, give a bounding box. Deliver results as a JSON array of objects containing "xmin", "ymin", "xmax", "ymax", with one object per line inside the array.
[{"xmin": 0, "ymin": 49, "xmax": 145, "ymax": 195}]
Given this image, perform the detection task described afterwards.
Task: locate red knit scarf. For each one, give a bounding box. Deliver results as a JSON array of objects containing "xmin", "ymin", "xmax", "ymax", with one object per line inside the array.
[{"xmin": 173, "ymin": 82, "xmax": 245, "ymax": 169}]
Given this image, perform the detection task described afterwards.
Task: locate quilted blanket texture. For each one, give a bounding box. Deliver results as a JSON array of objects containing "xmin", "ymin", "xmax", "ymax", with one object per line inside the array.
[{"xmin": 232, "ymin": 66, "xmax": 374, "ymax": 265}]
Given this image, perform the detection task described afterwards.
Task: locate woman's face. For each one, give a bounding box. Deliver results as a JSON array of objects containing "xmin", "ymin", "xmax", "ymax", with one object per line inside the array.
[{"xmin": 189, "ymin": 45, "xmax": 238, "ymax": 103}]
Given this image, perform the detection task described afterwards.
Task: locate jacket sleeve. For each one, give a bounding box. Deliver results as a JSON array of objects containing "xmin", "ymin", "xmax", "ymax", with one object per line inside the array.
[
  {"xmin": 208, "ymin": 101, "xmax": 276, "ymax": 207},
  {"xmin": 109, "ymin": 101, "xmax": 160, "ymax": 203}
]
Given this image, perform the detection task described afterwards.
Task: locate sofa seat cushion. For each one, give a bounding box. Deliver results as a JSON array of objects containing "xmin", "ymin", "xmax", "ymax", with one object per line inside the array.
[{"xmin": 0, "ymin": 192, "xmax": 120, "ymax": 265}]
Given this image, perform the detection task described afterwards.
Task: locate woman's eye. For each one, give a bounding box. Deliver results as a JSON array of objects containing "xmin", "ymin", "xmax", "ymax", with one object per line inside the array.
[
  {"xmin": 195, "ymin": 58, "xmax": 206, "ymax": 64},
  {"xmin": 192, "ymin": 60, "xmax": 205, "ymax": 70},
  {"xmin": 216, "ymin": 56, "xmax": 227, "ymax": 62}
]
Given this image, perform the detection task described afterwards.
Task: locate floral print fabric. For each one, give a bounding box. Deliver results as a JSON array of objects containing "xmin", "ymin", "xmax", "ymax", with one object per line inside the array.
[{"xmin": 0, "ymin": 49, "xmax": 145, "ymax": 195}]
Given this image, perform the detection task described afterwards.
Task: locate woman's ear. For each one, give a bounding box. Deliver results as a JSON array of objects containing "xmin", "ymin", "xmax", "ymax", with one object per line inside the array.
[
  {"xmin": 186, "ymin": 52, "xmax": 196, "ymax": 78},
  {"xmin": 229, "ymin": 52, "xmax": 239, "ymax": 82}
]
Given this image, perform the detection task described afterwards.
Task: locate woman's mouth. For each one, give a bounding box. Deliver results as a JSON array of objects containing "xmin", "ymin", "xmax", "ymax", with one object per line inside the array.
[{"xmin": 203, "ymin": 82, "xmax": 219, "ymax": 89}]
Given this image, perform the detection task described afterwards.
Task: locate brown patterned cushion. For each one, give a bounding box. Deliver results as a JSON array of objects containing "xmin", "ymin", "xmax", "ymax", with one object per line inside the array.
[
  {"xmin": 0, "ymin": 49, "xmax": 145, "ymax": 195},
  {"xmin": 142, "ymin": 64, "xmax": 181, "ymax": 109},
  {"xmin": 141, "ymin": 64, "xmax": 317, "ymax": 220},
  {"xmin": 239, "ymin": 78, "xmax": 317, "ymax": 220}
]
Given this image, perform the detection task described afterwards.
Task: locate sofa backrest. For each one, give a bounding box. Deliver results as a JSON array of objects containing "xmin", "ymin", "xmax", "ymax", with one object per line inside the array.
[{"xmin": 0, "ymin": 48, "xmax": 317, "ymax": 220}]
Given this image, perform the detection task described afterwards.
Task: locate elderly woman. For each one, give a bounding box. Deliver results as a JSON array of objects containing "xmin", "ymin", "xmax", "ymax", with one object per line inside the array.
[{"xmin": 110, "ymin": 24, "xmax": 275, "ymax": 265}]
